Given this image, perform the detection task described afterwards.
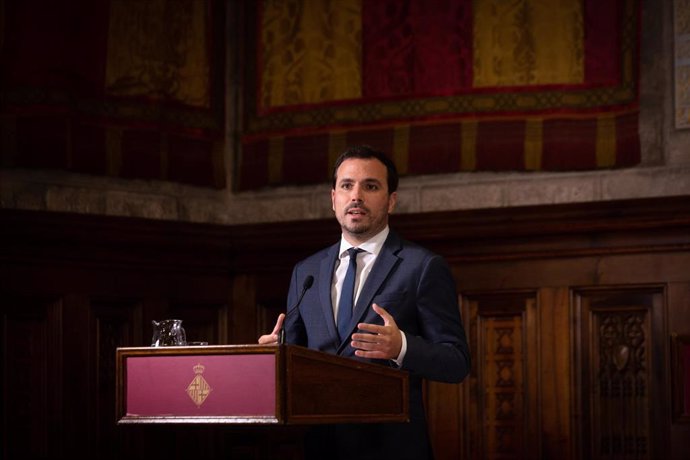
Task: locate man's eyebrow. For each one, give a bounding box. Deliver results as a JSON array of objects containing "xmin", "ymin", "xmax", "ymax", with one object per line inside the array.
[{"xmin": 337, "ymin": 177, "xmax": 383, "ymax": 185}]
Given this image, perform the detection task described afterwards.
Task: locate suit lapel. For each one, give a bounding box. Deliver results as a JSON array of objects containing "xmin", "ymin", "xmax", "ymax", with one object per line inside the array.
[
  {"xmin": 337, "ymin": 232, "xmax": 402, "ymax": 354},
  {"xmin": 319, "ymin": 244, "xmax": 340, "ymax": 343}
]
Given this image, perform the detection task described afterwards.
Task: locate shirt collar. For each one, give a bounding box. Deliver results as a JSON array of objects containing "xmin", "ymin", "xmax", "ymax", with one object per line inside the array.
[{"xmin": 339, "ymin": 226, "xmax": 389, "ymax": 258}]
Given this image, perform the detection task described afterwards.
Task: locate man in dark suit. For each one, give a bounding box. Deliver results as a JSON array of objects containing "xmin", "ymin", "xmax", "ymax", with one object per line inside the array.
[{"xmin": 259, "ymin": 145, "xmax": 470, "ymax": 460}]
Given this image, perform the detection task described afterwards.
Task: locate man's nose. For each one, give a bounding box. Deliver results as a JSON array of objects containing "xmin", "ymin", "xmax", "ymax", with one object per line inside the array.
[{"xmin": 350, "ymin": 184, "xmax": 363, "ymax": 201}]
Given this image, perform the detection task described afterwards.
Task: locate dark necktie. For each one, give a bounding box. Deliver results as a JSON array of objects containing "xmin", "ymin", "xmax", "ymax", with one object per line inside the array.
[{"xmin": 337, "ymin": 247, "xmax": 363, "ymax": 341}]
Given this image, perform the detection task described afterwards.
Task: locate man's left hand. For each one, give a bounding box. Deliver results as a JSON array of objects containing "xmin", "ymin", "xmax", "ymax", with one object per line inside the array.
[{"xmin": 351, "ymin": 304, "xmax": 402, "ymax": 360}]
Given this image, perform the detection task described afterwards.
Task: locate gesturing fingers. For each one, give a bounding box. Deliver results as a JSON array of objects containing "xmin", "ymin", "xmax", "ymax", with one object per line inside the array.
[
  {"xmin": 351, "ymin": 303, "xmax": 401, "ymax": 359},
  {"xmin": 258, "ymin": 313, "xmax": 285, "ymax": 345},
  {"xmin": 351, "ymin": 330, "xmax": 393, "ymax": 359}
]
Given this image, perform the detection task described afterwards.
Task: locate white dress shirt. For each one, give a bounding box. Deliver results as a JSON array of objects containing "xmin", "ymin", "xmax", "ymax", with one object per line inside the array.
[{"xmin": 332, "ymin": 226, "xmax": 407, "ymax": 365}]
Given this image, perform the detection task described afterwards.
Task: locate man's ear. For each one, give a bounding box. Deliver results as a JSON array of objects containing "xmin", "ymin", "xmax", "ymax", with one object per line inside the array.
[
  {"xmin": 388, "ymin": 191, "xmax": 397, "ymax": 214},
  {"xmin": 331, "ymin": 188, "xmax": 336, "ymax": 212}
]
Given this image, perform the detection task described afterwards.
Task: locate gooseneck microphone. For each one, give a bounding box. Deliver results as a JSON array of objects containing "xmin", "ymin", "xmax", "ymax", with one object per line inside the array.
[{"xmin": 278, "ymin": 275, "xmax": 314, "ymax": 345}]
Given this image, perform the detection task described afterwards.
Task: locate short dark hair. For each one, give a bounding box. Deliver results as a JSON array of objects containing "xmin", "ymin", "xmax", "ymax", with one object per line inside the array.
[{"xmin": 331, "ymin": 145, "xmax": 399, "ymax": 193}]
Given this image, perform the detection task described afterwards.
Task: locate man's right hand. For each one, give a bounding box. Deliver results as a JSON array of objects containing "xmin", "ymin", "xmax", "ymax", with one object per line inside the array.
[{"xmin": 258, "ymin": 313, "xmax": 285, "ymax": 345}]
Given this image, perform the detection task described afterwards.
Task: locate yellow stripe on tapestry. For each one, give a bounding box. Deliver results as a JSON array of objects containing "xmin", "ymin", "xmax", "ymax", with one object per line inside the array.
[
  {"xmin": 105, "ymin": 0, "xmax": 210, "ymax": 108},
  {"xmin": 596, "ymin": 115, "xmax": 617, "ymax": 168},
  {"xmin": 393, "ymin": 126, "xmax": 410, "ymax": 175},
  {"xmin": 260, "ymin": 0, "xmax": 362, "ymax": 108},
  {"xmin": 524, "ymin": 119, "xmax": 543, "ymax": 170},
  {"xmin": 473, "ymin": 0, "xmax": 584, "ymax": 87},
  {"xmin": 460, "ymin": 121, "xmax": 478, "ymax": 171},
  {"xmin": 268, "ymin": 137, "xmax": 284, "ymax": 184}
]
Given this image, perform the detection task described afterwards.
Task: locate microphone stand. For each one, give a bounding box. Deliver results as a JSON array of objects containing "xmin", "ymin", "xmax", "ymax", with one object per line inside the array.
[{"xmin": 279, "ymin": 275, "xmax": 314, "ymax": 345}]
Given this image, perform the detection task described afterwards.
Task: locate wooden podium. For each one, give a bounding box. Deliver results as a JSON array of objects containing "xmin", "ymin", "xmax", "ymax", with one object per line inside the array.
[{"xmin": 116, "ymin": 344, "xmax": 409, "ymax": 425}]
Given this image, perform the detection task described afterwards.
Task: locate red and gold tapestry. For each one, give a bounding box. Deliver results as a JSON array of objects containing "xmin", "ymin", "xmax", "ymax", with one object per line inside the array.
[
  {"xmin": 1, "ymin": 0, "xmax": 225, "ymax": 188},
  {"xmin": 239, "ymin": 0, "xmax": 640, "ymax": 190}
]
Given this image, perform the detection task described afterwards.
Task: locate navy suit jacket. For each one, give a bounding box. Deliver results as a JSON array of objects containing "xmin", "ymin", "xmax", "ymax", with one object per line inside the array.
[{"xmin": 284, "ymin": 230, "xmax": 470, "ymax": 460}]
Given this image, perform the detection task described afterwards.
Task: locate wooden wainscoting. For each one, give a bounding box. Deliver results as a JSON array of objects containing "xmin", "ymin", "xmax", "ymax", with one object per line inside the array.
[
  {"xmin": 2, "ymin": 196, "xmax": 690, "ymax": 459},
  {"xmin": 416, "ymin": 197, "xmax": 690, "ymax": 460}
]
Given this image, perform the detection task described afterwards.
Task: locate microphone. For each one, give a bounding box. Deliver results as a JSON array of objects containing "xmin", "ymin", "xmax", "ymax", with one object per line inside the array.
[{"xmin": 278, "ymin": 275, "xmax": 314, "ymax": 345}]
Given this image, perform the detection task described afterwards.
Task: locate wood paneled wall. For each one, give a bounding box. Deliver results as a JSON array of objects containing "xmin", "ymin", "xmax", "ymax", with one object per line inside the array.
[{"xmin": 2, "ymin": 196, "xmax": 689, "ymax": 459}]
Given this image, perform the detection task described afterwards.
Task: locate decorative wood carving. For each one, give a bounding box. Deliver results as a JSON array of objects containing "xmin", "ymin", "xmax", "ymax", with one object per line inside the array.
[
  {"xmin": 575, "ymin": 287, "xmax": 665, "ymax": 460},
  {"xmin": 465, "ymin": 292, "xmax": 537, "ymax": 459}
]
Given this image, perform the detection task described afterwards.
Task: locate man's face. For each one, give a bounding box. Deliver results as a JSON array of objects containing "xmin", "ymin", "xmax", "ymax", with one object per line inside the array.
[{"xmin": 331, "ymin": 158, "xmax": 397, "ymax": 245}]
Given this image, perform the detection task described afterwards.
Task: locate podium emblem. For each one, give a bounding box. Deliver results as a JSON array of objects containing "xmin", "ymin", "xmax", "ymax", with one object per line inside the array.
[{"xmin": 186, "ymin": 363, "xmax": 212, "ymax": 407}]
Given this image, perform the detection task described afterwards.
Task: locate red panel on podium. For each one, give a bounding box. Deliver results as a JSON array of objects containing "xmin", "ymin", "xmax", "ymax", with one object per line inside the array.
[
  {"xmin": 126, "ymin": 354, "xmax": 275, "ymax": 417},
  {"xmin": 116, "ymin": 344, "xmax": 409, "ymax": 425}
]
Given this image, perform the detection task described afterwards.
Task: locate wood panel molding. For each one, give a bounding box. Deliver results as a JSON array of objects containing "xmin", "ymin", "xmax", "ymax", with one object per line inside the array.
[
  {"xmin": 1, "ymin": 195, "xmax": 689, "ymax": 459},
  {"xmin": 573, "ymin": 286, "xmax": 667, "ymax": 459},
  {"xmin": 464, "ymin": 291, "xmax": 539, "ymax": 459},
  {"xmin": 3, "ymin": 195, "xmax": 690, "ymax": 271}
]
